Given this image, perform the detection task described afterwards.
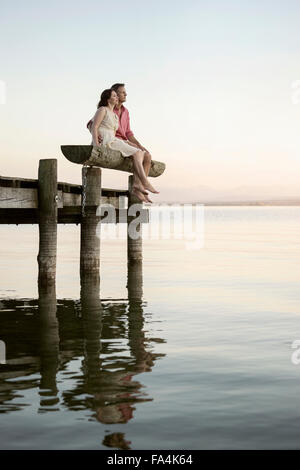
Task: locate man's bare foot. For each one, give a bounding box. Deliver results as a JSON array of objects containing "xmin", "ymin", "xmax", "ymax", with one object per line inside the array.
[{"xmin": 133, "ymin": 184, "xmax": 148, "ymax": 195}]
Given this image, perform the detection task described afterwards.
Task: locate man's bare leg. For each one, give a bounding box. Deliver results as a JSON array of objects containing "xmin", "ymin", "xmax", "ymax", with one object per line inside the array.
[
  {"xmin": 132, "ymin": 172, "xmax": 153, "ymax": 203},
  {"xmin": 143, "ymin": 151, "xmax": 152, "ymax": 177},
  {"xmin": 132, "ymin": 151, "xmax": 159, "ymax": 194},
  {"xmin": 138, "ymin": 152, "xmax": 152, "ymax": 202},
  {"xmin": 132, "ymin": 154, "xmax": 154, "ymax": 202},
  {"xmin": 128, "ymin": 146, "xmax": 149, "ymax": 195},
  {"xmin": 132, "ymin": 172, "xmax": 148, "ymax": 195},
  {"xmin": 130, "ymin": 150, "xmax": 155, "ymax": 202}
]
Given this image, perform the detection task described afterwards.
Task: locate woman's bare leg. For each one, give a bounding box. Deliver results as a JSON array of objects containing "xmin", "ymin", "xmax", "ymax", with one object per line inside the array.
[
  {"xmin": 137, "ymin": 152, "xmax": 153, "ymax": 202},
  {"xmin": 132, "ymin": 150, "xmax": 159, "ymax": 194},
  {"xmin": 132, "ymin": 153, "xmax": 151, "ymax": 191},
  {"xmin": 143, "ymin": 151, "xmax": 152, "ymax": 177},
  {"xmin": 132, "ymin": 172, "xmax": 148, "ymax": 195},
  {"xmin": 132, "ymin": 171, "xmax": 152, "ymax": 203},
  {"xmin": 129, "ymin": 151, "xmax": 155, "ymax": 202},
  {"xmin": 124, "ymin": 143, "xmax": 148, "ymax": 195}
]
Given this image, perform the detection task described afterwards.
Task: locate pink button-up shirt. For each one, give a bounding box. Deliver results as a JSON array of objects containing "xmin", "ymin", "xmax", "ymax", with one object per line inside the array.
[
  {"xmin": 114, "ymin": 105, "xmax": 134, "ymax": 141},
  {"xmin": 87, "ymin": 105, "xmax": 134, "ymax": 141}
]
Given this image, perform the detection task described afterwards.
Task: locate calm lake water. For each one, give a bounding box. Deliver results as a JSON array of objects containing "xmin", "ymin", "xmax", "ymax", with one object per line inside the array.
[{"xmin": 0, "ymin": 205, "xmax": 300, "ymax": 450}]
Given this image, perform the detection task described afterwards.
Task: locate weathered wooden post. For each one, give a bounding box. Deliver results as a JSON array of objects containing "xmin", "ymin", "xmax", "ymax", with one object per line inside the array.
[
  {"xmin": 37, "ymin": 159, "xmax": 58, "ymax": 285},
  {"xmin": 127, "ymin": 175, "xmax": 143, "ymax": 263},
  {"xmin": 127, "ymin": 255, "xmax": 143, "ymax": 299},
  {"xmin": 80, "ymin": 166, "xmax": 102, "ymax": 277}
]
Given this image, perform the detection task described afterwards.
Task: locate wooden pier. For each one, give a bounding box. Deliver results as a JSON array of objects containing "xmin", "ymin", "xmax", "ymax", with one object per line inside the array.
[{"xmin": 0, "ymin": 145, "xmax": 166, "ymax": 285}]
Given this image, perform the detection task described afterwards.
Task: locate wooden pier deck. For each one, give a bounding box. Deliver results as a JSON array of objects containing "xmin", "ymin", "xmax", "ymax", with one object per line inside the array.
[{"xmin": 0, "ymin": 175, "xmax": 132, "ymax": 225}]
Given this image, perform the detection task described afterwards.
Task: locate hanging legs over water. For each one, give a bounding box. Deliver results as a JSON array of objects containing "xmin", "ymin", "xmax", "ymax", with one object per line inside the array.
[{"xmin": 130, "ymin": 150, "xmax": 159, "ymax": 203}]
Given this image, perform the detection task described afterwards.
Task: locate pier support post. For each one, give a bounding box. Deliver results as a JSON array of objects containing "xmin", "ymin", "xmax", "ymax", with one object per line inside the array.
[
  {"xmin": 127, "ymin": 175, "xmax": 143, "ymax": 263},
  {"xmin": 127, "ymin": 257, "xmax": 143, "ymax": 300},
  {"xmin": 37, "ymin": 159, "xmax": 58, "ymax": 285},
  {"xmin": 80, "ymin": 166, "xmax": 102, "ymax": 277}
]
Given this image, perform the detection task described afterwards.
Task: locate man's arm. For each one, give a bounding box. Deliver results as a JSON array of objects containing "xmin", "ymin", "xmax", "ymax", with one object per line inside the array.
[
  {"xmin": 127, "ymin": 134, "xmax": 147, "ymax": 151},
  {"xmin": 126, "ymin": 112, "xmax": 149, "ymax": 152}
]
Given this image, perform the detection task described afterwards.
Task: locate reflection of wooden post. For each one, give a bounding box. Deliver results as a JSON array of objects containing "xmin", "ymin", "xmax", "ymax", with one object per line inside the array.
[
  {"xmin": 127, "ymin": 175, "xmax": 143, "ymax": 263},
  {"xmin": 37, "ymin": 159, "xmax": 57, "ymax": 285},
  {"xmin": 38, "ymin": 281, "xmax": 59, "ymax": 406},
  {"xmin": 80, "ymin": 273, "xmax": 102, "ymax": 387},
  {"xmin": 80, "ymin": 167, "xmax": 102, "ymax": 277}
]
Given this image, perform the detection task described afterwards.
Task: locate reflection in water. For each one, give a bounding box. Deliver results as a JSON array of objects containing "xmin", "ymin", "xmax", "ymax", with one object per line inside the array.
[
  {"xmin": 103, "ymin": 432, "xmax": 131, "ymax": 450},
  {"xmin": 37, "ymin": 281, "xmax": 59, "ymax": 410},
  {"xmin": 0, "ymin": 263, "xmax": 166, "ymax": 449}
]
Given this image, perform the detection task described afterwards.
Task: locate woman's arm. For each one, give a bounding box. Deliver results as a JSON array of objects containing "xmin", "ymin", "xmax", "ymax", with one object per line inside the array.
[{"xmin": 91, "ymin": 107, "xmax": 106, "ymax": 147}]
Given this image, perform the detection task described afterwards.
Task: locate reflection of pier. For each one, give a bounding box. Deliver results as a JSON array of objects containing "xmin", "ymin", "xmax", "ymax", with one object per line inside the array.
[
  {"xmin": 37, "ymin": 282, "xmax": 59, "ymax": 408},
  {"xmin": 0, "ymin": 260, "xmax": 166, "ymax": 449},
  {"xmin": 0, "ymin": 148, "xmax": 166, "ymax": 448}
]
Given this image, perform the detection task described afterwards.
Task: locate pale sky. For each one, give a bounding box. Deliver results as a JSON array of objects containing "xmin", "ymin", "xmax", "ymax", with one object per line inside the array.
[{"xmin": 1, "ymin": 0, "xmax": 300, "ymax": 201}]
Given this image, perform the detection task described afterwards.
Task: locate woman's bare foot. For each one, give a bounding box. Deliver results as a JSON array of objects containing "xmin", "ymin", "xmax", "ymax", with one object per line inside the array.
[
  {"xmin": 132, "ymin": 188, "xmax": 153, "ymax": 203},
  {"xmin": 144, "ymin": 194, "xmax": 153, "ymax": 203},
  {"xmin": 131, "ymin": 188, "xmax": 147, "ymax": 202},
  {"xmin": 133, "ymin": 184, "xmax": 148, "ymax": 195},
  {"xmin": 144, "ymin": 181, "xmax": 160, "ymax": 194}
]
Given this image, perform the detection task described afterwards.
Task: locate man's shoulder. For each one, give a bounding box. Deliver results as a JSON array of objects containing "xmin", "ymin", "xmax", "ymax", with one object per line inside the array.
[
  {"xmin": 122, "ymin": 105, "xmax": 130, "ymax": 115},
  {"xmin": 114, "ymin": 105, "xmax": 127, "ymax": 112},
  {"xmin": 114, "ymin": 105, "xmax": 130, "ymax": 118}
]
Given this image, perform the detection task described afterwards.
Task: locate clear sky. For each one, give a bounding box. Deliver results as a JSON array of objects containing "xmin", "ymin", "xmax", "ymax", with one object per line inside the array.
[{"xmin": 1, "ymin": 0, "xmax": 300, "ymax": 200}]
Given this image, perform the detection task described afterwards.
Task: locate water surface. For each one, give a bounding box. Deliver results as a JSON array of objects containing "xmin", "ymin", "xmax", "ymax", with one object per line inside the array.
[{"xmin": 0, "ymin": 206, "xmax": 300, "ymax": 449}]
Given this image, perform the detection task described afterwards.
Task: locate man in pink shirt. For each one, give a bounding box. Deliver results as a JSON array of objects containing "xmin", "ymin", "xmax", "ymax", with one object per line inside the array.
[{"xmin": 87, "ymin": 83, "xmax": 152, "ymax": 189}]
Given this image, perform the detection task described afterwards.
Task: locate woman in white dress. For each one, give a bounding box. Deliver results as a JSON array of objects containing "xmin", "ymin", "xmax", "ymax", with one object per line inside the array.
[{"xmin": 91, "ymin": 89, "xmax": 159, "ymax": 203}]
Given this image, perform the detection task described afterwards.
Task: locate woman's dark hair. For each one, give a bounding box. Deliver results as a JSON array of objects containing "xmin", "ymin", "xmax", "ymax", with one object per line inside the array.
[{"xmin": 97, "ymin": 89, "xmax": 114, "ymax": 109}]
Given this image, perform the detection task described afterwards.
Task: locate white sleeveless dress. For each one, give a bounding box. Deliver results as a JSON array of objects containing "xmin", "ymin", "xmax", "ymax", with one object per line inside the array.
[{"xmin": 94, "ymin": 107, "xmax": 138, "ymax": 157}]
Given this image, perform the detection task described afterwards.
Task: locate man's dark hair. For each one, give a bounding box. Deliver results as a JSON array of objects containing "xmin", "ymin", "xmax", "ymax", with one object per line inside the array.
[{"xmin": 111, "ymin": 83, "xmax": 125, "ymax": 92}]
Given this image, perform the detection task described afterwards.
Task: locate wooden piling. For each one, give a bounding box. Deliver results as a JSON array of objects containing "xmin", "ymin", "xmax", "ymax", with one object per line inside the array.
[
  {"xmin": 37, "ymin": 159, "xmax": 58, "ymax": 285},
  {"xmin": 127, "ymin": 256, "xmax": 143, "ymax": 299},
  {"xmin": 127, "ymin": 175, "xmax": 143, "ymax": 263},
  {"xmin": 80, "ymin": 166, "xmax": 102, "ymax": 277}
]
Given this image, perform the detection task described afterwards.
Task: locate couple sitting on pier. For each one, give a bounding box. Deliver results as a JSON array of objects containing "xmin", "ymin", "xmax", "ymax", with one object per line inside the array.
[{"xmin": 87, "ymin": 83, "xmax": 159, "ymax": 203}]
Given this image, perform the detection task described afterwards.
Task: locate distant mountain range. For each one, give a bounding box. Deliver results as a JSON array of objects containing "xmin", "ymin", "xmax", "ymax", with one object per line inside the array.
[{"xmin": 155, "ymin": 184, "xmax": 300, "ymax": 204}]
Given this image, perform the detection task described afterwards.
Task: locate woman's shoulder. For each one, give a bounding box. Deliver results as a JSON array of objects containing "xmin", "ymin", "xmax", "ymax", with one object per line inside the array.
[
  {"xmin": 93, "ymin": 106, "xmax": 107, "ymax": 121},
  {"xmin": 93, "ymin": 106, "xmax": 107, "ymax": 118},
  {"xmin": 96, "ymin": 106, "xmax": 107, "ymax": 114}
]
